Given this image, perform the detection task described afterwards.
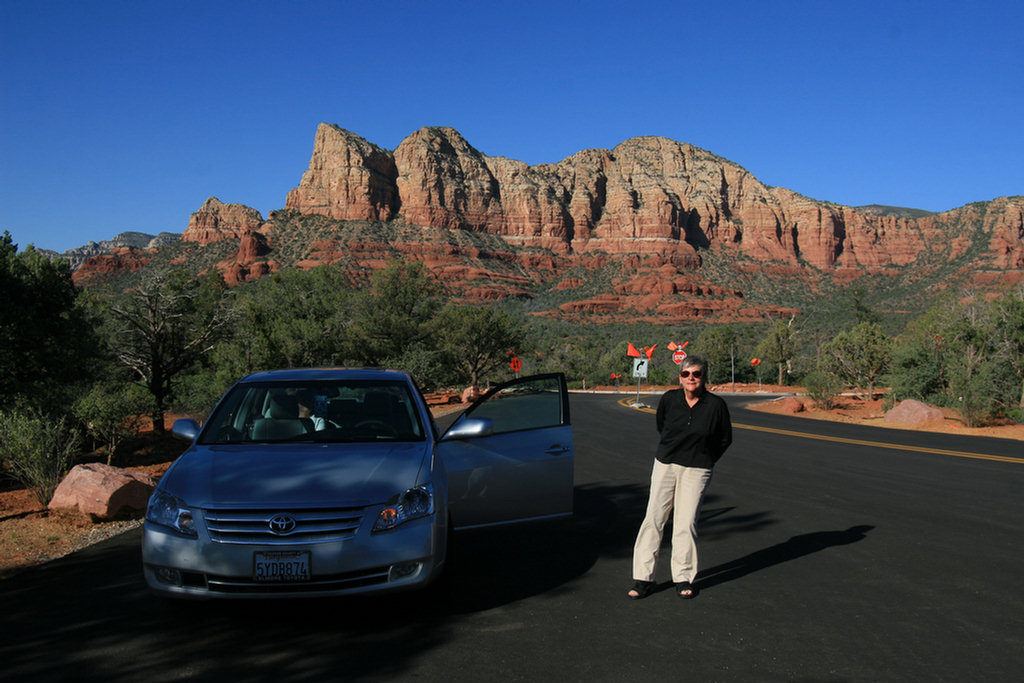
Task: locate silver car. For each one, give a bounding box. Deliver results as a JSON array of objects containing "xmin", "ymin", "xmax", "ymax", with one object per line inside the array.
[{"xmin": 142, "ymin": 368, "xmax": 573, "ymax": 598}]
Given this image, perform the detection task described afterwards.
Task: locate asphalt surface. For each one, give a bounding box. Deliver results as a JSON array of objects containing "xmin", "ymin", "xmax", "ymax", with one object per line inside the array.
[{"xmin": 2, "ymin": 393, "xmax": 1022, "ymax": 682}]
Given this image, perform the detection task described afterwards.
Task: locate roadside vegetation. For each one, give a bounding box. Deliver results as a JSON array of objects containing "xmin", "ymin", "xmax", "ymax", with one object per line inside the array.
[{"xmin": 1, "ymin": 228, "xmax": 1022, "ymax": 502}]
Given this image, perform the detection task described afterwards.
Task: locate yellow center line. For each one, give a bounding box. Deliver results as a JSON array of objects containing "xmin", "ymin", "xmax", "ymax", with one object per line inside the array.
[{"xmin": 619, "ymin": 397, "xmax": 1023, "ymax": 465}]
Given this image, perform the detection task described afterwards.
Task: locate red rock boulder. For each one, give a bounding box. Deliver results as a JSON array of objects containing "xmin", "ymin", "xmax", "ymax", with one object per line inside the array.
[
  {"xmin": 884, "ymin": 399, "xmax": 945, "ymax": 425},
  {"xmin": 48, "ymin": 463, "xmax": 157, "ymax": 521}
]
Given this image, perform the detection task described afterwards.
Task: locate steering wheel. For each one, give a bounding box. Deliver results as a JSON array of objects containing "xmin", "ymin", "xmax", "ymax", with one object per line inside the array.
[{"xmin": 353, "ymin": 419, "xmax": 398, "ymax": 436}]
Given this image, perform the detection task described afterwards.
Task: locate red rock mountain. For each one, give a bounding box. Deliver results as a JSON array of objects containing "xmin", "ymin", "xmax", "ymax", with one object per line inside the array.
[
  {"xmin": 77, "ymin": 123, "xmax": 1024, "ymax": 322},
  {"xmin": 282, "ymin": 124, "xmax": 1023, "ymax": 273}
]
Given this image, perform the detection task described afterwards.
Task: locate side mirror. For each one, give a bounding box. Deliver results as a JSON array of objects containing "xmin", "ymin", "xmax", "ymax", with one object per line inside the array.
[
  {"xmin": 171, "ymin": 418, "xmax": 201, "ymax": 443},
  {"xmin": 442, "ymin": 417, "xmax": 494, "ymax": 441}
]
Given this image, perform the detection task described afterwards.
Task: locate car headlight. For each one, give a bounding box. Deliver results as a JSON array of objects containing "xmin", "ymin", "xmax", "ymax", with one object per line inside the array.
[
  {"xmin": 373, "ymin": 483, "xmax": 435, "ymax": 532},
  {"xmin": 146, "ymin": 489, "xmax": 198, "ymax": 537}
]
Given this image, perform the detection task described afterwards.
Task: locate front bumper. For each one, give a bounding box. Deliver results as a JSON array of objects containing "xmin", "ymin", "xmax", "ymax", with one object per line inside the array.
[{"xmin": 142, "ymin": 513, "xmax": 444, "ymax": 599}]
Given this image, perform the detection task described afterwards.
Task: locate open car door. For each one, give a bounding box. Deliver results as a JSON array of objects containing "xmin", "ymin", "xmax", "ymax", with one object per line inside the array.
[{"xmin": 439, "ymin": 373, "xmax": 573, "ymax": 530}]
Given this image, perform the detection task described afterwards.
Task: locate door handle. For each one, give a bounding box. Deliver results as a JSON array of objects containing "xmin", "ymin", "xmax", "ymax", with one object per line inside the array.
[{"xmin": 544, "ymin": 444, "xmax": 570, "ymax": 455}]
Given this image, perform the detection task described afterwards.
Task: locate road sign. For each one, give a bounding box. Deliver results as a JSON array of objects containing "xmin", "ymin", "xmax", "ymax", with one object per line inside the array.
[
  {"xmin": 509, "ymin": 356, "xmax": 522, "ymax": 373},
  {"xmin": 632, "ymin": 358, "xmax": 648, "ymax": 378},
  {"xmin": 672, "ymin": 350, "xmax": 688, "ymax": 365}
]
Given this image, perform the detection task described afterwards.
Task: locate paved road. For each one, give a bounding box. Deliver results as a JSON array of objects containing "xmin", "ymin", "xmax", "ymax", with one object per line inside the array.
[{"xmin": 2, "ymin": 393, "xmax": 1022, "ymax": 682}]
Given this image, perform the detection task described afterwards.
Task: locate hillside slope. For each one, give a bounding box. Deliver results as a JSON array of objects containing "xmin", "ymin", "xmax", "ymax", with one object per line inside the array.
[{"xmin": 71, "ymin": 123, "xmax": 1024, "ymax": 324}]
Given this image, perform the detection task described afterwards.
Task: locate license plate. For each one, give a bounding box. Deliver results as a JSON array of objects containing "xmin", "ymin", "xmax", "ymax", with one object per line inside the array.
[{"xmin": 253, "ymin": 551, "xmax": 310, "ymax": 582}]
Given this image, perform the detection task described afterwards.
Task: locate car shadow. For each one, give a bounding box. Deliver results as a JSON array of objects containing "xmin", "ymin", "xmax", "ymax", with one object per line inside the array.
[{"xmin": 376, "ymin": 483, "xmax": 628, "ymax": 615}]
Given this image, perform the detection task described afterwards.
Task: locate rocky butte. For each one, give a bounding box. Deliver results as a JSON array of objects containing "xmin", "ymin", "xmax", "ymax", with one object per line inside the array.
[{"xmin": 76, "ymin": 123, "xmax": 1024, "ymax": 323}]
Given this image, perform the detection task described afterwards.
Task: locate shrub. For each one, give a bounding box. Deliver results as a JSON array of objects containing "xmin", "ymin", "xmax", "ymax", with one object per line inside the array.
[
  {"xmin": 803, "ymin": 370, "xmax": 841, "ymax": 410},
  {"xmin": 0, "ymin": 409, "xmax": 82, "ymax": 505},
  {"xmin": 73, "ymin": 382, "xmax": 149, "ymax": 465},
  {"xmin": 889, "ymin": 343, "xmax": 944, "ymax": 404},
  {"xmin": 949, "ymin": 357, "xmax": 1018, "ymax": 428},
  {"xmin": 821, "ymin": 322, "xmax": 891, "ymax": 400}
]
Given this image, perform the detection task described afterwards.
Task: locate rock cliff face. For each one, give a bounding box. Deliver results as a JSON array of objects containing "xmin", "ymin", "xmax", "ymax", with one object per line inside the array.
[
  {"xmin": 284, "ymin": 126, "xmax": 398, "ymax": 222},
  {"xmin": 178, "ymin": 197, "xmax": 274, "ymax": 286},
  {"xmin": 72, "ymin": 246, "xmax": 157, "ymax": 285},
  {"xmin": 182, "ymin": 197, "xmax": 266, "ymax": 244},
  {"xmin": 284, "ymin": 123, "xmax": 1024, "ymax": 275},
  {"xmin": 49, "ymin": 231, "xmax": 180, "ymax": 270}
]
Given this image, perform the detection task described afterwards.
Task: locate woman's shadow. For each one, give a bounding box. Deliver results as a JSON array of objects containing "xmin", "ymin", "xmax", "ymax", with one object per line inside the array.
[{"xmin": 696, "ymin": 525, "xmax": 875, "ymax": 591}]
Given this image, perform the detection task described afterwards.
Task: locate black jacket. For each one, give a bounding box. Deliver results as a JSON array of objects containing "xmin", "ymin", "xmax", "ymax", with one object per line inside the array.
[{"xmin": 654, "ymin": 389, "xmax": 732, "ymax": 469}]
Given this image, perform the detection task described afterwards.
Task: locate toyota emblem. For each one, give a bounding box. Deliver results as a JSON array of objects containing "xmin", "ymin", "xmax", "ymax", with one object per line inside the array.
[{"xmin": 268, "ymin": 514, "xmax": 297, "ymax": 535}]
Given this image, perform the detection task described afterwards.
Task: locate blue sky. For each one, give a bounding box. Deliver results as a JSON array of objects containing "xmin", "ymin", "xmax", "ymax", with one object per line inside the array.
[{"xmin": 2, "ymin": 0, "xmax": 1022, "ymax": 254}]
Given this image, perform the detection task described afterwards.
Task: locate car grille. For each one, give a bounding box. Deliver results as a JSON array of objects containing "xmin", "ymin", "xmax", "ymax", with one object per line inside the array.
[{"xmin": 203, "ymin": 506, "xmax": 365, "ymax": 545}]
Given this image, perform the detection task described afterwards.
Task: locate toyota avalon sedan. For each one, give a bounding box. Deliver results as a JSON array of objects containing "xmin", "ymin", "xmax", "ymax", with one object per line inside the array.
[{"xmin": 142, "ymin": 368, "xmax": 573, "ymax": 599}]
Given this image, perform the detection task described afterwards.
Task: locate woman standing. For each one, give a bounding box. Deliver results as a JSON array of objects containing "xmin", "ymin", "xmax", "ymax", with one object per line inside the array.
[{"xmin": 627, "ymin": 354, "xmax": 732, "ymax": 600}]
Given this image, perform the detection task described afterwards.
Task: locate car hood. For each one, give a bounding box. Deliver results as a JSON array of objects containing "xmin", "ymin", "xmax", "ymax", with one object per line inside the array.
[{"xmin": 159, "ymin": 442, "xmax": 432, "ymax": 508}]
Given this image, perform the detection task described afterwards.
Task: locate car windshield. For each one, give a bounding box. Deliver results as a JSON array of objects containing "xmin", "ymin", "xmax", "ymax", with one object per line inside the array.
[{"xmin": 198, "ymin": 379, "xmax": 426, "ymax": 444}]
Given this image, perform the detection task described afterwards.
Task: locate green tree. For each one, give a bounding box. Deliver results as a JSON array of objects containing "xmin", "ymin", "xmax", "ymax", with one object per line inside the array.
[
  {"xmin": 102, "ymin": 268, "xmax": 234, "ymax": 432},
  {"xmin": 434, "ymin": 305, "xmax": 528, "ymax": 386},
  {"xmin": 349, "ymin": 261, "xmax": 441, "ymax": 366},
  {"xmin": 992, "ymin": 289, "xmax": 1024, "ymax": 413},
  {"xmin": 945, "ymin": 295, "xmax": 999, "ymax": 427},
  {"xmin": 755, "ymin": 318, "xmax": 798, "ymax": 385},
  {"xmin": 889, "ymin": 341, "xmax": 944, "ymax": 404},
  {"xmin": 696, "ymin": 325, "xmax": 737, "ymax": 384},
  {"xmin": 848, "ymin": 286, "xmax": 881, "ymax": 325},
  {"xmin": 821, "ymin": 322, "xmax": 891, "ymax": 400},
  {"xmin": 0, "ymin": 231, "xmax": 99, "ymax": 409},
  {"xmin": 532, "ymin": 338, "xmax": 590, "ymax": 384},
  {"xmin": 890, "ymin": 295, "xmax": 1007, "ymax": 427},
  {"xmin": 888, "ymin": 299, "xmax": 954, "ymax": 404},
  {"xmin": 596, "ymin": 341, "xmax": 638, "ymax": 387},
  {"xmin": 73, "ymin": 382, "xmax": 148, "ymax": 465},
  {"xmin": 216, "ymin": 266, "xmax": 354, "ymax": 379},
  {"xmin": 381, "ymin": 342, "xmax": 451, "ymax": 390}
]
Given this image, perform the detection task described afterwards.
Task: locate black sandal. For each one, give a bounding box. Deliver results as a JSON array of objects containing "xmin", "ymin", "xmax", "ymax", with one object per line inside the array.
[
  {"xmin": 627, "ymin": 580, "xmax": 654, "ymax": 600},
  {"xmin": 675, "ymin": 581, "xmax": 696, "ymax": 599}
]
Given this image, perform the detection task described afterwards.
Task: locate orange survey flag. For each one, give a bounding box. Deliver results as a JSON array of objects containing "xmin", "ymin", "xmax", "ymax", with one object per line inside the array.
[{"xmin": 627, "ymin": 343, "xmax": 642, "ymax": 357}]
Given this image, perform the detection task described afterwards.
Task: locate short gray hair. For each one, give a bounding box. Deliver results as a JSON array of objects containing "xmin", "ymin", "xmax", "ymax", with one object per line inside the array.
[{"xmin": 681, "ymin": 354, "xmax": 708, "ymax": 377}]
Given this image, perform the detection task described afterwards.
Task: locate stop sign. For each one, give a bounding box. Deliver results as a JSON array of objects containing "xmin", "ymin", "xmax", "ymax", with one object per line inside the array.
[{"xmin": 672, "ymin": 350, "xmax": 688, "ymax": 365}]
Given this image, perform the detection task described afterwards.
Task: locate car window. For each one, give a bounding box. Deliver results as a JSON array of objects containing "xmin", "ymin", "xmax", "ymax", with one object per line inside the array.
[
  {"xmin": 199, "ymin": 379, "xmax": 425, "ymax": 444},
  {"xmin": 465, "ymin": 374, "xmax": 566, "ymax": 434}
]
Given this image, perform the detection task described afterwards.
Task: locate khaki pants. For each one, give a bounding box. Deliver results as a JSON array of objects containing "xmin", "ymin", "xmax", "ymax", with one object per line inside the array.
[{"xmin": 632, "ymin": 460, "xmax": 713, "ymax": 584}]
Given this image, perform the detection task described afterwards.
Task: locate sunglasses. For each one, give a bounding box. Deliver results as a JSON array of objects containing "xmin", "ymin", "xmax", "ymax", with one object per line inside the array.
[{"xmin": 679, "ymin": 370, "xmax": 702, "ymax": 379}]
